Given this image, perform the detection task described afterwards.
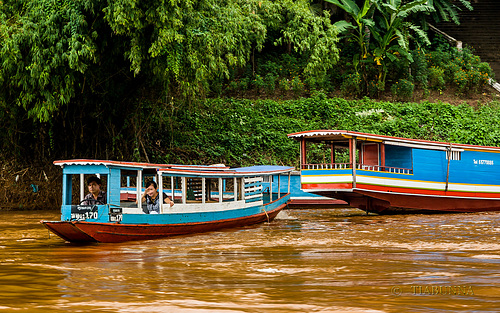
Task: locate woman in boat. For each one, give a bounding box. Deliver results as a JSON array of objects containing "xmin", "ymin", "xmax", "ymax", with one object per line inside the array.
[
  {"xmin": 141, "ymin": 180, "xmax": 174, "ymax": 214},
  {"xmin": 82, "ymin": 176, "xmax": 107, "ymax": 205}
]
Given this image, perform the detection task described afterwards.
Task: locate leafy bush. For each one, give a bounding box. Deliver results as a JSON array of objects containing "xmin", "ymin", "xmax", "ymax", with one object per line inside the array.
[
  {"xmin": 428, "ymin": 66, "xmax": 445, "ymax": 90},
  {"xmin": 220, "ymin": 35, "xmax": 491, "ymax": 101},
  {"xmin": 427, "ymin": 46, "xmax": 492, "ymax": 95},
  {"xmin": 453, "ymin": 67, "xmax": 490, "ymax": 95},
  {"xmin": 278, "ymin": 78, "xmax": 291, "ymax": 91},
  {"xmin": 391, "ymin": 79, "xmax": 414, "ymax": 101},
  {"xmin": 367, "ymin": 80, "xmax": 385, "ymax": 98},
  {"xmin": 253, "ymin": 74, "xmax": 265, "ymax": 91},
  {"xmin": 291, "ymin": 76, "xmax": 305, "ymax": 94},
  {"xmin": 340, "ymin": 72, "xmax": 361, "ymax": 97},
  {"xmin": 264, "ymin": 73, "xmax": 277, "ymax": 92},
  {"xmin": 239, "ymin": 78, "xmax": 250, "ymax": 91},
  {"xmin": 411, "ymin": 49, "xmax": 428, "ymax": 88}
]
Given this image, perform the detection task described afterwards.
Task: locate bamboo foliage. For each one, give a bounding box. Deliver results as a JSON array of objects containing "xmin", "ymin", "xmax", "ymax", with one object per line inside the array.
[{"xmin": 0, "ymin": 0, "xmax": 341, "ymax": 123}]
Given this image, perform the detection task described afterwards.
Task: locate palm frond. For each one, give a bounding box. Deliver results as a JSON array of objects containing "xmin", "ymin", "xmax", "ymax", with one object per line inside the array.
[
  {"xmin": 408, "ymin": 24, "xmax": 430, "ymax": 45},
  {"xmin": 333, "ymin": 20, "xmax": 355, "ymax": 34}
]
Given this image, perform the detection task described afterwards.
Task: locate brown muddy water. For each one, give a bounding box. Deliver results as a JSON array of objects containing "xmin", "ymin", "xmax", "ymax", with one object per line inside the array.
[{"xmin": 0, "ymin": 208, "xmax": 499, "ymax": 313}]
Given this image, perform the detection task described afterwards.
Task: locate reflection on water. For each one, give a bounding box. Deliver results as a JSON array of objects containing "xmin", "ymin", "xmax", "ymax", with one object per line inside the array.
[{"xmin": 0, "ymin": 209, "xmax": 499, "ymax": 312}]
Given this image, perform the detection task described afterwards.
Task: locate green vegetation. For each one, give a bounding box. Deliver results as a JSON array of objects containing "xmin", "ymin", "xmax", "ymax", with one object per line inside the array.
[
  {"xmin": 2, "ymin": 0, "xmax": 499, "ymax": 210},
  {"xmin": 169, "ymin": 96, "xmax": 500, "ymax": 168}
]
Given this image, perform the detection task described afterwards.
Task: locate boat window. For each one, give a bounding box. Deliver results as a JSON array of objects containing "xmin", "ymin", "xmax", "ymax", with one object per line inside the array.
[
  {"xmin": 119, "ymin": 169, "xmax": 160, "ymax": 210},
  {"xmin": 223, "ymin": 178, "xmax": 236, "ymax": 201},
  {"xmin": 68, "ymin": 174, "xmax": 108, "ymax": 205},
  {"xmin": 186, "ymin": 178, "xmax": 203, "ymax": 201},
  {"xmin": 385, "ymin": 145, "xmax": 412, "ymax": 170},
  {"xmin": 447, "ymin": 150, "xmax": 461, "ymax": 161},
  {"xmin": 302, "ymin": 140, "xmax": 354, "ymax": 169},
  {"xmin": 120, "ymin": 170, "xmax": 137, "ymax": 205},
  {"xmin": 172, "ymin": 176, "xmax": 182, "ymax": 203},
  {"xmin": 160, "ymin": 176, "xmax": 176, "ymax": 204},
  {"xmin": 206, "ymin": 178, "xmax": 220, "ymax": 202}
]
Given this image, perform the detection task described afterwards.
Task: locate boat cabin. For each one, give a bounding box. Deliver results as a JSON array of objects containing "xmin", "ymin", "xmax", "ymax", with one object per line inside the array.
[{"xmin": 55, "ymin": 160, "xmax": 292, "ymax": 223}]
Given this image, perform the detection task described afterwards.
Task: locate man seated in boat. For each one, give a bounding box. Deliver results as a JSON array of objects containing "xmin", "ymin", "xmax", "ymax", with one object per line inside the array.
[
  {"xmin": 82, "ymin": 176, "xmax": 107, "ymax": 205},
  {"xmin": 140, "ymin": 180, "xmax": 174, "ymax": 214}
]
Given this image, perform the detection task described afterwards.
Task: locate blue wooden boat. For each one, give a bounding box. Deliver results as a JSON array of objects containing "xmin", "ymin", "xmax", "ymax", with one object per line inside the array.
[
  {"xmin": 41, "ymin": 160, "xmax": 293, "ymax": 243},
  {"xmin": 288, "ymin": 130, "xmax": 500, "ymax": 214}
]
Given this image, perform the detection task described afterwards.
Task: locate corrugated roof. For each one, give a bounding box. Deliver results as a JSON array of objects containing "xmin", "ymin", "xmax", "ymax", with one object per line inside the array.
[{"xmin": 288, "ymin": 130, "xmax": 500, "ymax": 152}]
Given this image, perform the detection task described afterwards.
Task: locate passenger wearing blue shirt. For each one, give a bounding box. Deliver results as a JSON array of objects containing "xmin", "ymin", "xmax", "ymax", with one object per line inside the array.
[{"xmin": 140, "ymin": 180, "xmax": 174, "ymax": 214}]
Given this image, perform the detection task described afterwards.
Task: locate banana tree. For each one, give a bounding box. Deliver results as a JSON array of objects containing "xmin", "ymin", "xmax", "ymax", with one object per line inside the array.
[
  {"xmin": 325, "ymin": 0, "xmax": 376, "ymax": 70},
  {"xmin": 369, "ymin": 0, "xmax": 434, "ymax": 84},
  {"xmin": 427, "ymin": 0, "xmax": 472, "ymax": 24}
]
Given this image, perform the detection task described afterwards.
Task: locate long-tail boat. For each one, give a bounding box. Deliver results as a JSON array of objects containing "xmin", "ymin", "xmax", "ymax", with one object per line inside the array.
[
  {"xmin": 288, "ymin": 130, "xmax": 500, "ymax": 214},
  {"xmin": 42, "ymin": 160, "xmax": 292, "ymax": 243}
]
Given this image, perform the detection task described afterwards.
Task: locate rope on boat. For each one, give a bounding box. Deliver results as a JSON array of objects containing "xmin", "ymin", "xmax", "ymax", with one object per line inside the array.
[{"xmin": 262, "ymin": 208, "xmax": 270, "ymax": 223}]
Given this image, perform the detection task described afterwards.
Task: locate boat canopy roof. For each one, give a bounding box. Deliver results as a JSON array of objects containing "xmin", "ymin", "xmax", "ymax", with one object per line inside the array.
[
  {"xmin": 53, "ymin": 159, "xmax": 172, "ymax": 169},
  {"xmin": 288, "ymin": 130, "xmax": 500, "ymax": 152},
  {"xmin": 54, "ymin": 159, "xmax": 293, "ymax": 177},
  {"xmin": 159, "ymin": 165, "xmax": 294, "ymax": 177}
]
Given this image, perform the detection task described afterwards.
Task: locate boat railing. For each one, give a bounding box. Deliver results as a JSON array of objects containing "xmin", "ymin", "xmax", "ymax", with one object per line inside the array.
[
  {"xmin": 358, "ymin": 164, "xmax": 413, "ymax": 174},
  {"xmin": 302, "ymin": 163, "xmax": 413, "ymax": 174},
  {"xmin": 302, "ymin": 163, "xmax": 351, "ymax": 170}
]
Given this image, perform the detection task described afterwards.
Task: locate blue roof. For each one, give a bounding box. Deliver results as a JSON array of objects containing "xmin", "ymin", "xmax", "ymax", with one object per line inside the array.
[{"xmin": 233, "ymin": 165, "xmax": 294, "ymax": 173}]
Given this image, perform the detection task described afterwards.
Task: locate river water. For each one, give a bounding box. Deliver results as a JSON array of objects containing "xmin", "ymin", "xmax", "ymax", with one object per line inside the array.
[{"xmin": 0, "ymin": 208, "xmax": 499, "ymax": 313}]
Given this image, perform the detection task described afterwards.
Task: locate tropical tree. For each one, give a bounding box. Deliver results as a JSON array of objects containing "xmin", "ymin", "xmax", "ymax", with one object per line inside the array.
[
  {"xmin": 370, "ymin": 0, "xmax": 434, "ymax": 85},
  {"xmin": 0, "ymin": 0, "xmax": 99, "ymax": 123},
  {"xmin": 325, "ymin": 0, "xmax": 376, "ymax": 71},
  {"xmin": 275, "ymin": 0, "xmax": 341, "ymax": 81}
]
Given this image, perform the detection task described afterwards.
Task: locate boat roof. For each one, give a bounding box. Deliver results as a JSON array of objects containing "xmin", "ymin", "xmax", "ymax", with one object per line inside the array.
[
  {"xmin": 54, "ymin": 159, "xmax": 293, "ymax": 176},
  {"xmin": 159, "ymin": 165, "xmax": 294, "ymax": 177},
  {"xmin": 53, "ymin": 159, "xmax": 230, "ymax": 170},
  {"xmin": 287, "ymin": 130, "xmax": 500, "ymax": 152}
]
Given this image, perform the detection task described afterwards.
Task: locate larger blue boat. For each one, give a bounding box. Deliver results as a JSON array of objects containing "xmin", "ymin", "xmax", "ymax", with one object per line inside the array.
[
  {"xmin": 288, "ymin": 130, "xmax": 500, "ymax": 214},
  {"xmin": 41, "ymin": 160, "xmax": 293, "ymax": 243}
]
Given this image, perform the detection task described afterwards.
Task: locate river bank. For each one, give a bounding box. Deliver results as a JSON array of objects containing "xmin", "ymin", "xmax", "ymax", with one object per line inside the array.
[
  {"xmin": 0, "ymin": 160, "xmax": 61, "ymax": 210},
  {"xmin": 2, "ymin": 87, "xmax": 500, "ymax": 211}
]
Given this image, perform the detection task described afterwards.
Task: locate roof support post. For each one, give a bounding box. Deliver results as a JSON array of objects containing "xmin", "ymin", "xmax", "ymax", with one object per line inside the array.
[
  {"xmin": 301, "ymin": 139, "xmax": 307, "ymax": 169},
  {"xmin": 269, "ymin": 175, "xmax": 273, "ymax": 202},
  {"xmin": 80, "ymin": 173, "xmax": 85, "ymax": 203},
  {"xmin": 171, "ymin": 176, "xmax": 175, "ymax": 204},
  {"xmin": 137, "ymin": 170, "xmax": 142, "ymax": 209},
  {"xmin": 331, "ymin": 143, "xmax": 335, "ymax": 167},
  {"xmin": 158, "ymin": 174, "xmax": 163, "ymax": 213},
  {"xmin": 182, "ymin": 177, "xmax": 187, "ymax": 204},
  {"xmin": 219, "ymin": 178, "xmax": 223, "ymax": 203},
  {"xmin": 287, "ymin": 172, "xmax": 291, "ymax": 194},
  {"xmin": 202, "ymin": 177, "xmax": 206, "ymax": 204},
  {"xmin": 352, "ymin": 137, "xmax": 357, "ymax": 189},
  {"xmin": 233, "ymin": 177, "xmax": 237, "ymax": 202},
  {"xmin": 380, "ymin": 143, "xmax": 386, "ymax": 171},
  {"xmin": 445, "ymin": 144, "xmax": 452, "ymax": 192},
  {"xmin": 241, "ymin": 178, "xmax": 245, "ymax": 201}
]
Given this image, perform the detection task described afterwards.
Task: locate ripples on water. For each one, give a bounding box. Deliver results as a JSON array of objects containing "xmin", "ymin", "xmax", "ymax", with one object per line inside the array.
[{"xmin": 0, "ymin": 209, "xmax": 499, "ymax": 313}]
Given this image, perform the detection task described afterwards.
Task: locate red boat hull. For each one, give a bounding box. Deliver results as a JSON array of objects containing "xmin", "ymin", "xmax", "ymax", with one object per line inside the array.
[
  {"xmin": 42, "ymin": 221, "xmax": 98, "ymax": 243},
  {"xmin": 331, "ymin": 189, "xmax": 500, "ymax": 214},
  {"xmin": 287, "ymin": 198, "xmax": 348, "ymax": 209},
  {"xmin": 41, "ymin": 204, "xmax": 285, "ymax": 243}
]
